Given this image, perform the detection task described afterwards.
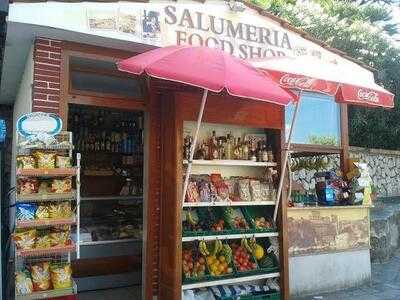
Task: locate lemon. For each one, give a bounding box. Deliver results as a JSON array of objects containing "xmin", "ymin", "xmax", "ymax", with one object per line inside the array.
[{"xmin": 253, "ymin": 245, "xmax": 264, "ymax": 260}]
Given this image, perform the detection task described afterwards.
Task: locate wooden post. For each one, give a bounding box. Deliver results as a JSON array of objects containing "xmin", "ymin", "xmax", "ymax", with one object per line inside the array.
[{"xmin": 340, "ymin": 104, "xmax": 350, "ymax": 174}]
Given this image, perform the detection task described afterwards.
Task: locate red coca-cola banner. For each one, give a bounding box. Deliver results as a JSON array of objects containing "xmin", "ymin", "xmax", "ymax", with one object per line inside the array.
[
  {"xmin": 265, "ymin": 70, "xmax": 339, "ymax": 97},
  {"xmin": 337, "ymin": 85, "xmax": 394, "ymax": 108}
]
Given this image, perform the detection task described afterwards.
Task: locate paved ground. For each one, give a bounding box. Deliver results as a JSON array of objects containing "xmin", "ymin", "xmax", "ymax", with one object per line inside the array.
[
  {"xmin": 78, "ymin": 285, "xmax": 141, "ymax": 300},
  {"xmin": 294, "ymin": 251, "xmax": 400, "ymax": 300}
]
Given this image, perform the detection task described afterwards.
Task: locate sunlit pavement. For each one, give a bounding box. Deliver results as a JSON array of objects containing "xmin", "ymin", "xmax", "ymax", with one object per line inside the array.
[{"xmin": 294, "ymin": 251, "xmax": 400, "ymax": 300}]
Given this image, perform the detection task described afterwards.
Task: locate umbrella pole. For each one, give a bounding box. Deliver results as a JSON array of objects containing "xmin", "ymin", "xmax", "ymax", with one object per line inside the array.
[
  {"xmin": 182, "ymin": 89, "xmax": 209, "ymax": 207},
  {"xmin": 273, "ymin": 98, "xmax": 301, "ymax": 223}
]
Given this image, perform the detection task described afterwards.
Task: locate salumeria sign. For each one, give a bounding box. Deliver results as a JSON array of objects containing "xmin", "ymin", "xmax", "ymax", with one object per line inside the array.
[{"xmin": 86, "ymin": 1, "xmax": 343, "ymax": 62}]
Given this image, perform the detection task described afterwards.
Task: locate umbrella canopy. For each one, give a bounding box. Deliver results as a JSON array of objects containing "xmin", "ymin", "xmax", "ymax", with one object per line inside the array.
[
  {"xmin": 117, "ymin": 45, "xmax": 294, "ymax": 105},
  {"xmin": 252, "ymin": 56, "xmax": 394, "ymax": 108}
]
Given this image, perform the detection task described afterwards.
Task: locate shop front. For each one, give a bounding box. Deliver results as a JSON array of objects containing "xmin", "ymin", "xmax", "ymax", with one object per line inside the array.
[{"xmin": 3, "ymin": 1, "xmax": 394, "ymax": 299}]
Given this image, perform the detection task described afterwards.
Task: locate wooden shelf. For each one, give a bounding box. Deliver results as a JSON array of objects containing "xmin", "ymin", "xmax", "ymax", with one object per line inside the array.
[
  {"xmin": 16, "ymin": 168, "xmax": 77, "ymax": 177},
  {"xmin": 16, "ymin": 191, "xmax": 76, "ymax": 202},
  {"xmin": 81, "ymin": 195, "xmax": 143, "ymax": 201},
  {"xmin": 183, "ymin": 160, "xmax": 277, "ymax": 167},
  {"xmin": 183, "ymin": 201, "xmax": 275, "ymax": 207},
  {"xmin": 16, "ymin": 243, "xmax": 76, "ymax": 258},
  {"xmin": 18, "ymin": 144, "xmax": 74, "ymax": 151},
  {"xmin": 16, "ymin": 217, "xmax": 76, "ymax": 229},
  {"xmin": 182, "ymin": 232, "xmax": 278, "ymax": 242},
  {"xmin": 80, "ymin": 238, "xmax": 142, "ymax": 246},
  {"xmin": 16, "ymin": 281, "xmax": 77, "ymax": 300},
  {"xmin": 182, "ymin": 272, "xmax": 280, "ymax": 290}
]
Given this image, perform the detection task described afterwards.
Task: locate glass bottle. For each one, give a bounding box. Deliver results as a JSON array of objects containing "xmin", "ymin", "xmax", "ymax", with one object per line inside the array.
[
  {"xmin": 262, "ymin": 142, "xmax": 269, "ymax": 162},
  {"xmin": 257, "ymin": 141, "xmax": 263, "ymax": 162},
  {"xmin": 268, "ymin": 145, "xmax": 274, "ymax": 162},
  {"xmin": 209, "ymin": 131, "xmax": 219, "ymax": 160},
  {"xmin": 233, "ymin": 138, "xmax": 240, "ymax": 160},
  {"xmin": 242, "ymin": 138, "xmax": 249, "ymax": 160},
  {"xmin": 225, "ymin": 133, "xmax": 233, "ymax": 160}
]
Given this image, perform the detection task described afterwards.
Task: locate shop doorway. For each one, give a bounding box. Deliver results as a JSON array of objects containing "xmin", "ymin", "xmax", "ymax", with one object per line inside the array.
[{"xmin": 64, "ymin": 52, "xmax": 146, "ymax": 299}]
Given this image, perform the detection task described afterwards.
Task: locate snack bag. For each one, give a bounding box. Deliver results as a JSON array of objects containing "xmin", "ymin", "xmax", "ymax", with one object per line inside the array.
[
  {"xmin": 14, "ymin": 229, "xmax": 36, "ymax": 250},
  {"xmin": 36, "ymin": 230, "xmax": 52, "ymax": 249},
  {"xmin": 185, "ymin": 181, "xmax": 200, "ymax": 203},
  {"xmin": 50, "ymin": 263, "xmax": 72, "ymax": 289},
  {"xmin": 249, "ymin": 180, "xmax": 262, "ymax": 202},
  {"xmin": 50, "ymin": 226, "xmax": 71, "ymax": 247},
  {"xmin": 48, "ymin": 202, "xmax": 72, "ymax": 219},
  {"xmin": 198, "ymin": 181, "xmax": 211, "ymax": 202},
  {"xmin": 38, "ymin": 181, "xmax": 50, "ymax": 194},
  {"xmin": 56, "ymin": 156, "xmax": 71, "ymax": 168},
  {"xmin": 18, "ymin": 178, "xmax": 39, "ymax": 195},
  {"xmin": 16, "ymin": 203, "xmax": 37, "ymax": 221},
  {"xmin": 35, "ymin": 204, "xmax": 50, "ymax": 219},
  {"xmin": 31, "ymin": 262, "xmax": 51, "ymax": 291},
  {"xmin": 15, "ymin": 270, "xmax": 33, "ymax": 295},
  {"xmin": 33, "ymin": 151, "xmax": 56, "ymax": 169},
  {"xmin": 50, "ymin": 178, "xmax": 72, "ymax": 193},
  {"xmin": 17, "ymin": 155, "xmax": 36, "ymax": 169},
  {"xmin": 238, "ymin": 179, "xmax": 251, "ymax": 201}
]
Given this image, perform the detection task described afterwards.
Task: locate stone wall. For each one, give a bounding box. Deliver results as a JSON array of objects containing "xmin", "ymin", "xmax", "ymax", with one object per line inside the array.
[{"xmin": 291, "ymin": 146, "xmax": 400, "ymax": 197}]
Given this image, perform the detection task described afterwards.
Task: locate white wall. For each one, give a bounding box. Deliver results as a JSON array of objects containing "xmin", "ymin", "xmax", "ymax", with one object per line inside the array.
[
  {"xmin": 11, "ymin": 45, "xmax": 33, "ymax": 187},
  {"xmin": 289, "ymin": 249, "xmax": 371, "ymax": 296}
]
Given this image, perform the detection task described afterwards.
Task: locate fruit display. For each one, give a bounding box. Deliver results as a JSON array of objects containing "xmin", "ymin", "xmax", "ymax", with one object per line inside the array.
[
  {"xmin": 254, "ymin": 217, "xmax": 274, "ymax": 230},
  {"xmin": 182, "ymin": 210, "xmax": 205, "ymax": 233},
  {"xmin": 223, "ymin": 207, "xmax": 250, "ymax": 231},
  {"xmin": 182, "ymin": 247, "xmax": 207, "ymax": 281},
  {"xmin": 183, "ymin": 208, "xmax": 233, "ymax": 235},
  {"xmin": 231, "ymin": 241, "xmax": 258, "ymax": 273},
  {"xmin": 210, "ymin": 219, "xmax": 225, "ymax": 232},
  {"xmin": 200, "ymin": 240, "xmax": 233, "ymax": 277}
]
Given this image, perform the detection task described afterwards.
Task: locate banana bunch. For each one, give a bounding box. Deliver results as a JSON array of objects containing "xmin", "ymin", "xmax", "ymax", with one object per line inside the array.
[
  {"xmin": 211, "ymin": 239, "xmax": 223, "ymax": 256},
  {"xmin": 221, "ymin": 244, "xmax": 233, "ymax": 264},
  {"xmin": 199, "ymin": 240, "xmax": 210, "ymax": 256},
  {"xmin": 187, "ymin": 210, "xmax": 198, "ymax": 226},
  {"xmin": 249, "ymin": 237, "xmax": 257, "ymax": 250},
  {"xmin": 241, "ymin": 238, "xmax": 253, "ymax": 253}
]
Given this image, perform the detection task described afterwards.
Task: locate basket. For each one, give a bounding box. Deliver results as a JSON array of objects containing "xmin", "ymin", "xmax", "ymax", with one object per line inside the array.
[
  {"xmin": 182, "ymin": 243, "xmax": 210, "ymax": 284},
  {"xmin": 256, "ymin": 252, "xmax": 280, "ymax": 274},
  {"xmin": 182, "ymin": 208, "xmax": 208, "ymax": 237},
  {"xmin": 222, "ymin": 207, "xmax": 253, "ymax": 234},
  {"xmin": 205, "ymin": 241, "xmax": 235, "ymax": 280},
  {"xmin": 242, "ymin": 207, "xmax": 276, "ymax": 233},
  {"xmin": 230, "ymin": 242, "xmax": 259, "ymax": 276}
]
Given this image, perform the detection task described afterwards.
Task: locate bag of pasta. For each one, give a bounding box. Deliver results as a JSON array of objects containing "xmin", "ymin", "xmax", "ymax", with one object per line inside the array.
[
  {"xmin": 30, "ymin": 262, "xmax": 51, "ymax": 291},
  {"xmin": 50, "ymin": 262, "xmax": 72, "ymax": 289},
  {"xmin": 14, "ymin": 229, "xmax": 36, "ymax": 250},
  {"xmin": 50, "ymin": 178, "xmax": 72, "ymax": 193},
  {"xmin": 17, "ymin": 155, "xmax": 36, "ymax": 169},
  {"xmin": 15, "ymin": 270, "xmax": 33, "ymax": 295},
  {"xmin": 33, "ymin": 151, "xmax": 56, "ymax": 169}
]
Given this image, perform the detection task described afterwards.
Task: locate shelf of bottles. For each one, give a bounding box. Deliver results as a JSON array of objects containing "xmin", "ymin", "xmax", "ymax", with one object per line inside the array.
[{"xmin": 181, "ymin": 122, "xmax": 281, "ymax": 293}]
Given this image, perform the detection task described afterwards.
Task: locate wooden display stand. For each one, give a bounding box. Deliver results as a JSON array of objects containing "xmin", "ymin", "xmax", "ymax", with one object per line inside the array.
[{"xmin": 157, "ymin": 91, "xmax": 289, "ymax": 300}]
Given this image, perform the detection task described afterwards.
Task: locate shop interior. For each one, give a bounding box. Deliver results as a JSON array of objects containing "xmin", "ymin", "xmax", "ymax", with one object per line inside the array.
[{"xmin": 66, "ymin": 55, "xmax": 145, "ymax": 295}]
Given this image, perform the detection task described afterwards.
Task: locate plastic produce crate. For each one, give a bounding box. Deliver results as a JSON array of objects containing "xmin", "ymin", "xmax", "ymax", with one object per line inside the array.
[
  {"xmin": 242, "ymin": 207, "xmax": 276, "ymax": 233},
  {"xmin": 218, "ymin": 292, "xmax": 281, "ymax": 300}
]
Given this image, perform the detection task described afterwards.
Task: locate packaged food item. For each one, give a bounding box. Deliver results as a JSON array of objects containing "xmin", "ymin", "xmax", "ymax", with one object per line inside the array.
[
  {"xmin": 238, "ymin": 179, "xmax": 251, "ymax": 201},
  {"xmin": 49, "ymin": 226, "xmax": 71, "ymax": 247},
  {"xmin": 56, "ymin": 156, "xmax": 71, "ymax": 168},
  {"xmin": 33, "ymin": 151, "xmax": 56, "ymax": 169},
  {"xmin": 16, "ymin": 203, "xmax": 37, "ymax": 221},
  {"xmin": 18, "ymin": 178, "xmax": 39, "ymax": 195},
  {"xmin": 198, "ymin": 181, "xmax": 211, "ymax": 202},
  {"xmin": 50, "ymin": 262, "xmax": 72, "ymax": 289},
  {"xmin": 225, "ymin": 178, "xmax": 240, "ymax": 201},
  {"xmin": 35, "ymin": 204, "xmax": 50, "ymax": 219},
  {"xmin": 35, "ymin": 230, "xmax": 51, "ymax": 249},
  {"xmin": 185, "ymin": 181, "xmax": 200, "ymax": 203},
  {"xmin": 48, "ymin": 202, "xmax": 72, "ymax": 219},
  {"xmin": 14, "ymin": 229, "xmax": 36, "ymax": 250},
  {"xmin": 260, "ymin": 182, "xmax": 270, "ymax": 201},
  {"xmin": 38, "ymin": 181, "xmax": 50, "ymax": 194},
  {"xmin": 17, "ymin": 155, "xmax": 36, "ymax": 169},
  {"xmin": 15, "ymin": 270, "xmax": 33, "ymax": 295},
  {"xmin": 217, "ymin": 181, "xmax": 229, "ymax": 200},
  {"xmin": 50, "ymin": 178, "xmax": 72, "ymax": 193},
  {"xmin": 249, "ymin": 180, "xmax": 262, "ymax": 202},
  {"xmin": 30, "ymin": 262, "xmax": 51, "ymax": 291}
]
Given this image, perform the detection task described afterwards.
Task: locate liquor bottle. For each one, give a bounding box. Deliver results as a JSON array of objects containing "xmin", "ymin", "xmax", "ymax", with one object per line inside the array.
[
  {"xmin": 94, "ymin": 133, "xmax": 100, "ymax": 152},
  {"xmin": 262, "ymin": 142, "xmax": 269, "ymax": 162},
  {"xmin": 242, "ymin": 138, "xmax": 249, "ymax": 160},
  {"xmin": 257, "ymin": 141, "xmax": 263, "ymax": 162},
  {"xmin": 106, "ymin": 134, "xmax": 111, "ymax": 152},
  {"xmin": 233, "ymin": 138, "xmax": 240, "ymax": 160},
  {"xmin": 225, "ymin": 133, "xmax": 233, "ymax": 160},
  {"xmin": 217, "ymin": 138, "xmax": 225, "ymax": 159},
  {"xmin": 267, "ymin": 145, "xmax": 274, "ymax": 162},
  {"xmin": 100, "ymin": 131, "xmax": 106, "ymax": 151},
  {"xmin": 183, "ymin": 135, "xmax": 192, "ymax": 160},
  {"xmin": 209, "ymin": 131, "xmax": 219, "ymax": 160}
]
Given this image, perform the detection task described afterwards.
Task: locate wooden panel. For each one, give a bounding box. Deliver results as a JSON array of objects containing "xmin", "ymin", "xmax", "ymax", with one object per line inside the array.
[
  {"xmin": 68, "ymin": 95, "xmax": 146, "ymax": 111},
  {"xmin": 158, "ymin": 94, "xmax": 183, "ymax": 300},
  {"xmin": 176, "ymin": 92, "xmax": 284, "ymax": 129},
  {"xmin": 144, "ymin": 83, "xmax": 163, "ymax": 299},
  {"xmin": 72, "ymin": 255, "xmax": 141, "ymax": 277},
  {"xmin": 340, "ymin": 104, "xmax": 350, "ymax": 173}
]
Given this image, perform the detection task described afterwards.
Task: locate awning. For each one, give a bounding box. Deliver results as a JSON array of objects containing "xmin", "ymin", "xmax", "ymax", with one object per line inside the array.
[{"xmin": 252, "ymin": 56, "xmax": 395, "ymax": 108}]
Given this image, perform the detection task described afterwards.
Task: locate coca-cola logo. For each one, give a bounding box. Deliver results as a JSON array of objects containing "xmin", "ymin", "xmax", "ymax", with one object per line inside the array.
[
  {"xmin": 279, "ymin": 74, "xmax": 315, "ymax": 89},
  {"xmin": 357, "ymin": 89, "xmax": 379, "ymax": 103}
]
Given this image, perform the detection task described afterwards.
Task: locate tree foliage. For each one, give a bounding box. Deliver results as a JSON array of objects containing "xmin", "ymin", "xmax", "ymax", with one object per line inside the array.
[{"xmin": 250, "ymin": 0, "xmax": 400, "ymax": 149}]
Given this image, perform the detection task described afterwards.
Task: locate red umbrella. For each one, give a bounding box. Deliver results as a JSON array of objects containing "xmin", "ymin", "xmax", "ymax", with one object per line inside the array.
[{"xmin": 118, "ymin": 45, "xmax": 295, "ymax": 206}]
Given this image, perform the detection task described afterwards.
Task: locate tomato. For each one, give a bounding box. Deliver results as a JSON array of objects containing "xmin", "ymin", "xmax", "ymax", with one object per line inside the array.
[
  {"xmin": 199, "ymin": 257, "xmax": 205, "ymax": 264},
  {"xmin": 239, "ymin": 266, "xmax": 245, "ymax": 272}
]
